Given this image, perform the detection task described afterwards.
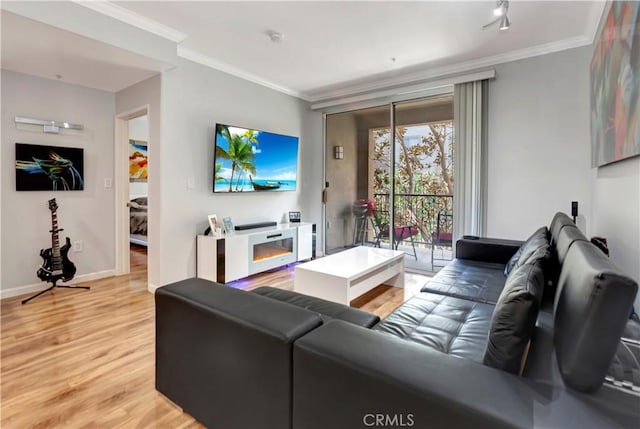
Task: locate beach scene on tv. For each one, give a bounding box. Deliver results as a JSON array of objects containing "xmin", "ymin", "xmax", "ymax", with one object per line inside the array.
[{"xmin": 214, "ymin": 124, "xmax": 299, "ymax": 192}]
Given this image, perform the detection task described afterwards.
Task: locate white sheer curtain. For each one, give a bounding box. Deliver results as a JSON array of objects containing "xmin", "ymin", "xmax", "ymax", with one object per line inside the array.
[{"xmin": 453, "ymin": 80, "xmax": 488, "ymax": 250}]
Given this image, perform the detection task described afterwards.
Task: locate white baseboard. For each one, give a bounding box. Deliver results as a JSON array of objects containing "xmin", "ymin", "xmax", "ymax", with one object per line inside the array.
[
  {"xmin": 147, "ymin": 283, "xmax": 160, "ymax": 294},
  {"xmin": 0, "ymin": 270, "xmax": 116, "ymax": 300}
]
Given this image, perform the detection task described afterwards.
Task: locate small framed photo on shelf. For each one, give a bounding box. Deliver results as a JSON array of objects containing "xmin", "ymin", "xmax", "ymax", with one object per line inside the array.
[
  {"xmin": 208, "ymin": 214, "xmax": 219, "ymax": 236},
  {"xmin": 223, "ymin": 217, "xmax": 234, "ymax": 235},
  {"xmin": 289, "ymin": 211, "xmax": 301, "ymax": 223}
]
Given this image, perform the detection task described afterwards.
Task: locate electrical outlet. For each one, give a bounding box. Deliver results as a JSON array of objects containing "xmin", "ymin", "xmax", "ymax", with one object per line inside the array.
[
  {"xmin": 73, "ymin": 240, "xmax": 83, "ymax": 252},
  {"xmin": 187, "ymin": 176, "xmax": 195, "ymax": 189},
  {"xmin": 104, "ymin": 178, "xmax": 113, "ymax": 189}
]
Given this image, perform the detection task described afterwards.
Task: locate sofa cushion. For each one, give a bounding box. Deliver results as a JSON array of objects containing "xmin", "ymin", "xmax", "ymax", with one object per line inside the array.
[
  {"xmin": 520, "ymin": 244, "xmax": 551, "ymax": 268},
  {"xmin": 456, "ymin": 237, "xmax": 524, "ymax": 264},
  {"xmin": 554, "ymin": 240, "xmax": 638, "ymax": 393},
  {"xmin": 251, "ymin": 286, "xmax": 380, "ymax": 328},
  {"xmin": 420, "ymin": 258, "xmax": 506, "ymax": 304},
  {"xmin": 484, "ymin": 262, "xmax": 545, "ymax": 374},
  {"xmin": 504, "ymin": 226, "xmax": 549, "ymax": 276},
  {"xmin": 373, "ymin": 292, "xmax": 493, "ymax": 362}
]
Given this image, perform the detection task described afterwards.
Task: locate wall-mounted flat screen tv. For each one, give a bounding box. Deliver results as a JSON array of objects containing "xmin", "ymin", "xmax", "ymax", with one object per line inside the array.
[{"xmin": 213, "ymin": 123, "xmax": 299, "ymax": 193}]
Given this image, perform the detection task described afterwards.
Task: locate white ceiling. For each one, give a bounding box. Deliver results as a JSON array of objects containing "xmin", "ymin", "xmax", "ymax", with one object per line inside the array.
[
  {"xmin": 0, "ymin": 11, "xmax": 168, "ymax": 93},
  {"xmin": 1, "ymin": 1, "xmax": 605, "ymax": 99}
]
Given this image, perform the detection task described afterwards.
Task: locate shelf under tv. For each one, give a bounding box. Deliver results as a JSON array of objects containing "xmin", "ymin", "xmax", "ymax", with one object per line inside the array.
[{"xmin": 196, "ymin": 223, "xmax": 313, "ymax": 283}]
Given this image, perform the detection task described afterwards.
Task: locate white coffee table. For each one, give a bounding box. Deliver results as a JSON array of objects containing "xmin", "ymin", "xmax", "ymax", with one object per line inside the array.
[{"xmin": 294, "ymin": 246, "xmax": 405, "ymax": 305}]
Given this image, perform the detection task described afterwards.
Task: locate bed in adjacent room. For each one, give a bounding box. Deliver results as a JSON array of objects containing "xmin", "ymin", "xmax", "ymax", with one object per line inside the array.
[{"xmin": 129, "ymin": 196, "xmax": 148, "ymax": 246}]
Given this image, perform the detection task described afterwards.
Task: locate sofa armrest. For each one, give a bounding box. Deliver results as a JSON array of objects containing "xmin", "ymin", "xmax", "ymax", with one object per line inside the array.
[
  {"xmin": 156, "ymin": 278, "xmax": 322, "ymax": 429},
  {"xmin": 456, "ymin": 237, "xmax": 523, "ymax": 264},
  {"xmin": 293, "ymin": 320, "xmax": 534, "ymax": 429}
]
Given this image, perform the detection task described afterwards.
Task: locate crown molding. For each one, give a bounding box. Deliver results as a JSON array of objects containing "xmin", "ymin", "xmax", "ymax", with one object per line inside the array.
[
  {"xmin": 177, "ymin": 47, "xmax": 304, "ymax": 99},
  {"xmin": 72, "ymin": 0, "xmax": 187, "ymax": 43},
  {"xmin": 305, "ymin": 35, "xmax": 592, "ymax": 103},
  {"xmin": 310, "ymin": 70, "xmax": 495, "ymax": 111}
]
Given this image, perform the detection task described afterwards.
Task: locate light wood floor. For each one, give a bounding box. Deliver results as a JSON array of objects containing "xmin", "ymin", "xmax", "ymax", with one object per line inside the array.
[{"xmin": 1, "ymin": 246, "xmax": 430, "ymax": 428}]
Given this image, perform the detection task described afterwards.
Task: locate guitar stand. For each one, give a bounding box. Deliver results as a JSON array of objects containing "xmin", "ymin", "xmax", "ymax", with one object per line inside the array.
[{"xmin": 21, "ymin": 280, "xmax": 90, "ymax": 305}]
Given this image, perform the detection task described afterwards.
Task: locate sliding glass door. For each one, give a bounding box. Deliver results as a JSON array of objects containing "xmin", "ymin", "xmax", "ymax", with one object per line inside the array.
[
  {"xmin": 393, "ymin": 98, "xmax": 454, "ymax": 271},
  {"xmin": 324, "ymin": 96, "xmax": 455, "ymax": 272}
]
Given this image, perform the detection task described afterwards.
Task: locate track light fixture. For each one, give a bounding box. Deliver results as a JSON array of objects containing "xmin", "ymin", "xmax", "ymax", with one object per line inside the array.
[
  {"xmin": 483, "ymin": 0, "xmax": 511, "ymax": 31},
  {"xmin": 499, "ymin": 15, "xmax": 511, "ymax": 31}
]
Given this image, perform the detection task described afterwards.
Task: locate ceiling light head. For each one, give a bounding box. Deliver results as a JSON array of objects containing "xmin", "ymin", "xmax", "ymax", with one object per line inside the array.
[
  {"xmin": 499, "ymin": 16, "xmax": 511, "ymax": 31},
  {"xmin": 267, "ymin": 31, "xmax": 283, "ymax": 43},
  {"xmin": 495, "ymin": 0, "xmax": 509, "ymax": 14},
  {"xmin": 483, "ymin": 0, "xmax": 511, "ymax": 31}
]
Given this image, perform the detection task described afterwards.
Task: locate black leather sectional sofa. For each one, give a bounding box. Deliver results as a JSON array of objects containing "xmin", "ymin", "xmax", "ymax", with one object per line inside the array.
[{"xmin": 155, "ymin": 212, "xmax": 639, "ymax": 428}]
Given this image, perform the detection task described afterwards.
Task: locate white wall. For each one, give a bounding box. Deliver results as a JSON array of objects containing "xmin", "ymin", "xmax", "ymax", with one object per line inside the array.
[
  {"xmin": 591, "ymin": 140, "xmax": 640, "ymax": 309},
  {"xmin": 486, "ymin": 46, "xmax": 640, "ymax": 309},
  {"xmin": 129, "ymin": 183, "xmax": 148, "ymax": 199},
  {"xmin": 299, "ymin": 106, "xmax": 324, "ymax": 255},
  {"xmin": 157, "ymin": 58, "xmax": 321, "ymax": 286},
  {"xmin": 1, "ymin": 70, "xmax": 115, "ymax": 295},
  {"xmin": 486, "ymin": 46, "xmax": 592, "ymax": 238},
  {"xmin": 128, "ymin": 115, "xmax": 148, "ymax": 141}
]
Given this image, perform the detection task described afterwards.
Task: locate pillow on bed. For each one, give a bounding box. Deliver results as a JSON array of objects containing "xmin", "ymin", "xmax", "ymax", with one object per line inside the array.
[
  {"xmin": 484, "ymin": 262, "xmax": 545, "ymax": 374},
  {"xmin": 504, "ymin": 226, "xmax": 549, "ymax": 276},
  {"xmin": 129, "ymin": 197, "xmax": 148, "ymax": 211}
]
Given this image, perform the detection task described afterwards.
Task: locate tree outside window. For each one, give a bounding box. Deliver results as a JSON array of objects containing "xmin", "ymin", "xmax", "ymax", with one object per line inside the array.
[{"xmin": 372, "ymin": 121, "xmax": 454, "ymax": 244}]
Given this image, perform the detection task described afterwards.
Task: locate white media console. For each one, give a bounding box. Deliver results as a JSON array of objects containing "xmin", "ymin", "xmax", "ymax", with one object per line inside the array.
[{"xmin": 197, "ymin": 222, "xmax": 313, "ymax": 283}]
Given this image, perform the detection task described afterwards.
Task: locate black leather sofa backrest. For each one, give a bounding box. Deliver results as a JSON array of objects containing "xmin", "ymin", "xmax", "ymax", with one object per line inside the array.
[
  {"xmin": 555, "ymin": 224, "xmax": 589, "ymax": 266},
  {"xmin": 553, "ymin": 240, "xmax": 638, "ymax": 393},
  {"xmin": 546, "ymin": 213, "xmax": 586, "ymax": 299},
  {"xmin": 549, "ymin": 212, "xmax": 574, "ymax": 244}
]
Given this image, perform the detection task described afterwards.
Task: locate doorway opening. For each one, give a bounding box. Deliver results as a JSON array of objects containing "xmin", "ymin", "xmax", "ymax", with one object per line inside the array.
[
  {"xmin": 115, "ymin": 107, "xmax": 149, "ymax": 278},
  {"xmin": 127, "ymin": 115, "xmax": 149, "ymax": 273}
]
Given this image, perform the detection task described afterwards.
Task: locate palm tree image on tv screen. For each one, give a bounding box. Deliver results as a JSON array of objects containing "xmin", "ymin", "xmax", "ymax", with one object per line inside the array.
[{"xmin": 214, "ymin": 124, "xmax": 299, "ymax": 193}]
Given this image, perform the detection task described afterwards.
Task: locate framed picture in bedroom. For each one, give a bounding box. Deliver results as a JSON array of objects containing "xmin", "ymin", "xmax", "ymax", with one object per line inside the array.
[
  {"xmin": 129, "ymin": 139, "xmax": 148, "ymax": 182},
  {"xmin": 15, "ymin": 143, "xmax": 84, "ymax": 191}
]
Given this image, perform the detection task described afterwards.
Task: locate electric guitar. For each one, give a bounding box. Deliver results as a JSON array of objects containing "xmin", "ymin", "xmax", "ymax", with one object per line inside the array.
[{"xmin": 37, "ymin": 198, "xmax": 76, "ymax": 283}]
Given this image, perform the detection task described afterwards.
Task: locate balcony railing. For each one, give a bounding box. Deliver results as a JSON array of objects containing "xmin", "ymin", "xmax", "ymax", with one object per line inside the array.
[{"xmin": 373, "ymin": 193, "xmax": 453, "ymax": 247}]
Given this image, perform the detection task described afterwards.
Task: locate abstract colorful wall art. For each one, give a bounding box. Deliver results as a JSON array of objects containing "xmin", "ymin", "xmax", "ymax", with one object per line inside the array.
[
  {"xmin": 591, "ymin": 1, "xmax": 640, "ymax": 167},
  {"xmin": 129, "ymin": 140, "xmax": 148, "ymax": 182},
  {"xmin": 15, "ymin": 143, "xmax": 84, "ymax": 191}
]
